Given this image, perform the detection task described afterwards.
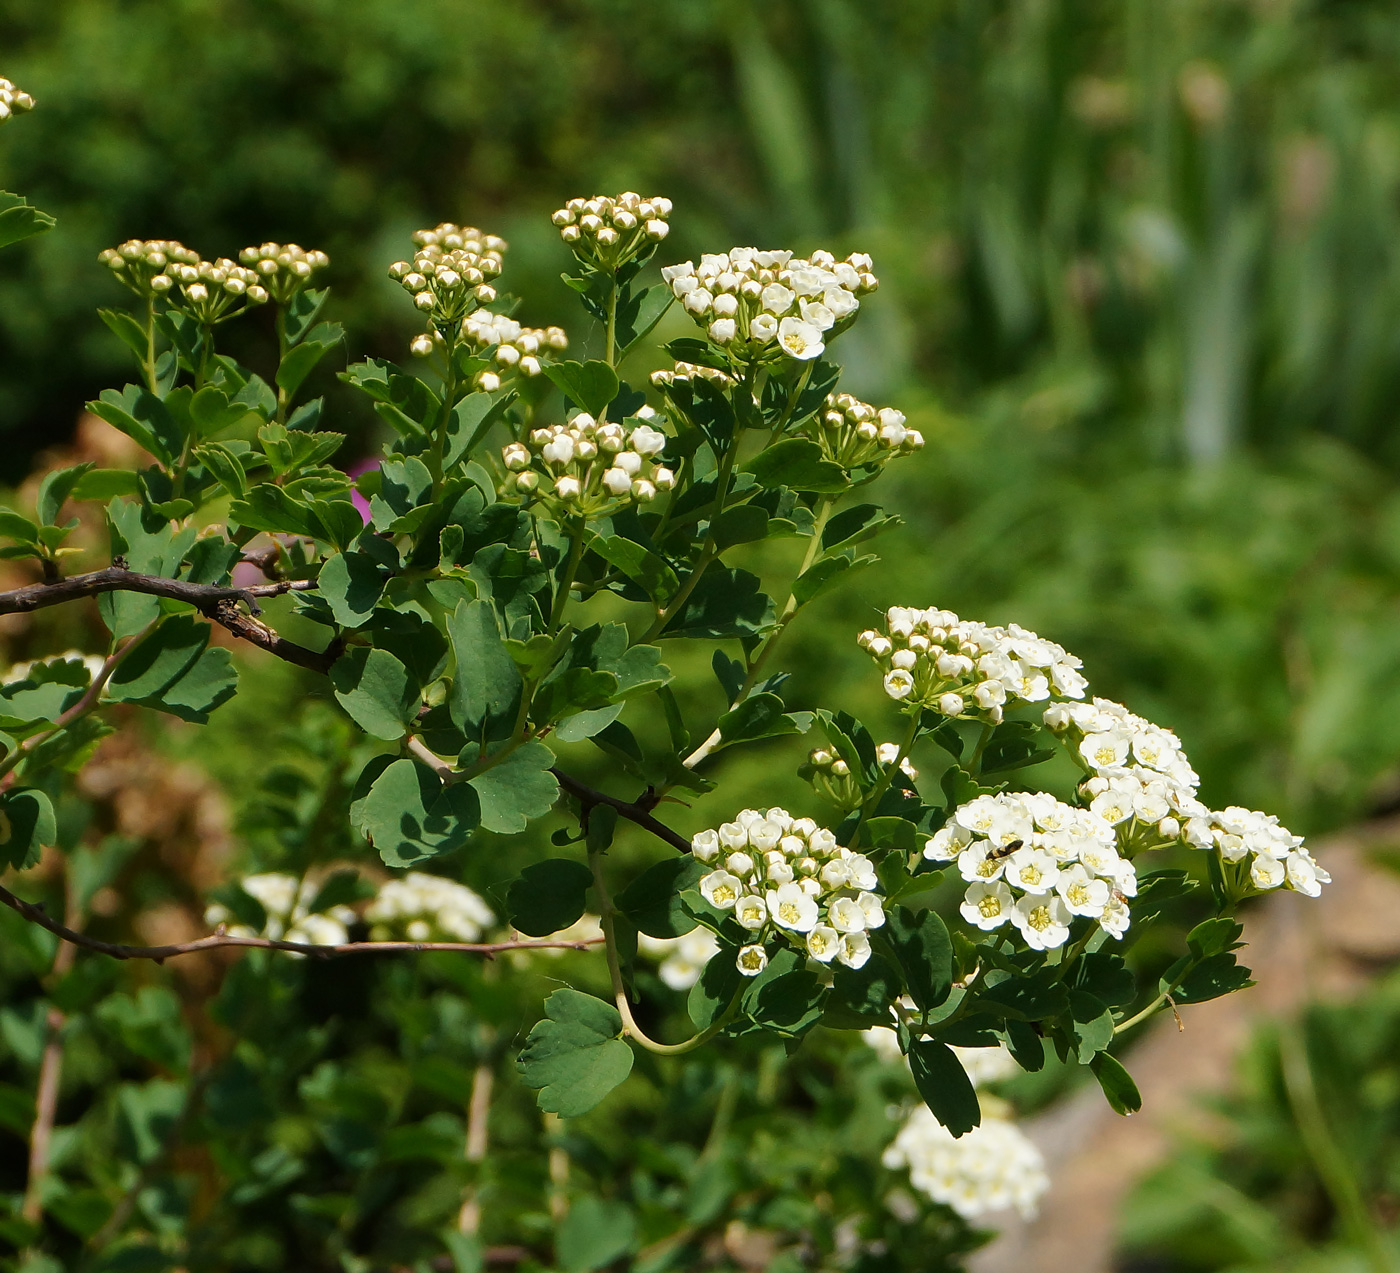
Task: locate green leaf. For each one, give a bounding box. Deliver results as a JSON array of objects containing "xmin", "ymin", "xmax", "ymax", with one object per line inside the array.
[
  {"xmin": 449, "ymin": 600, "xmax": 524, "ymax": 739},
  {"xmin": 544, "ymin": 360, "xmax": 621, "ymax": 418},
  {"xmin": 716, "ymin": 692, "xmax": 811, "ymax": 745},
  {"xmin": 0, "ymin": 508, "xmax": 41, "ymax": 545},
  {"xmin": 154, "ymin": 648, "xmax": 239, "ymax": 724},
  {"xmin": 976, "ymin": 969, "xmax": 1070, "ymax": 1021},
  {"xmin": 105, "ymin": 616, "xmax": 208, "ymax": 705},
  {"xmin": 552, "ymin": 703, "xmax": 625, "ymax": 741},
  {"xmin": 1074, "ymin": 951, "xmax": 1136, "ymax": 1008},
  {"xmin": 275, "ymin": 322, "xmax": 344, "ymax": 398},
  {"xmin": 0, "ymin": 192, "xmax": 55, "ymax": 250},
  {"xmin": 328, "ymin": 647, "xmax": 419, "ymax": 740},
  {"xmin": 791, "ymin": 552, "xmax": 878, "ymax": 607},
  {"xmin": 616, "ymin": 857, "xmax": 704, "ymax": 939},
  {"xmin": 556, "ymin": 1195, "xmax": 637, "ymax": 1273},
  {"xmin": 189, "ymin": 385, "xmax": 258, "ymax": 437},
  {"xmin": 689, "ymin": 945, "xmax": 742, "ymax": 1028},
  {"xmin": 88, "ymin": 385, "xmax": 181, "ymax": 466},
  {"xmin": 99, "ymin": 307, "xmax": 151, "ymax": 362},
  {"xmin": 711, "ymin": 504, "xmax": 770, "ymax": 550},
  {"xmin": 192, "ymin": 443, "xmax": 248, "ymax": 498},
  {"xmin": 744, "ymin": 438, "xmax": 849, "ymax": 494},
  {"xmin": 1069, "ymin": 990, "xmax": 1116, "ymax": 1063},
  {"xmin": 507, "ymin": 859, "xmax": 593, "ymax": 937},
  {"xmin": 317, "ymin": 550, "xmax": 386, "ymax": 628},
  {"xmin": 517, "ymin": 988, "xmax": 634, "ymax": 1117},
  {"xmin": 37, "ymin": 463, "xmax": 94, "ymax": 525},
  {"xmin": 882, "ymin": 906, "xmax": 953, "ymax": 1012},
  {"xmin": 751, "ymin": 969, "xmax": 826, "ymax": 1036},
  {"xmin": 909, "ymin": 1039, "xmax": 981, "ymax": 1136},
  {"xmin": 349, "ymin": 757, "xmax": 481, "ymax": 867},
  {"xmin": 1173, "ymin": 952, "xmax": 1253, "ymax": 1003},
  {"xmin": 614, "ymin": 282, "xmax": 674, "ymax": 356},
  {"xmin": 531, "ymin": 668, "xmax": 619, "ymax": 727},
  {"xmin": 660, "ymin": 567, "xmax": 774, "ymax": 640},
  {"xmin": 1186, "ymin": 917, "xmax": 1244, "ymax": 959},
  {"xmin": 468, "ymin": 740, "xmax": 559, "ymax": 834},
  {"xmin": 820, "ymin": 504, "xmax": 901, "ymax": 553},
  {"xmin": 1090, "ymin": 1051, "xmax": 1142, "ymax": 1115},
  {"xmin": 0, "ymin": 789, "xmax": 56, "ymax": 871},
  {"xmin": 589, "ymin": 534, "xmax": 680, "ymax": 604},
  {"xmin": 445, "ymin": 391, "xmax": 512, "ymax": 470}
]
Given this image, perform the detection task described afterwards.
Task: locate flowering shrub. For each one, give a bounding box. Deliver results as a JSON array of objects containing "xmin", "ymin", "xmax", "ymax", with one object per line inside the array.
[{"xmin": 0, "ymin": 89, "xmax": 1329, "ymax": 1267}]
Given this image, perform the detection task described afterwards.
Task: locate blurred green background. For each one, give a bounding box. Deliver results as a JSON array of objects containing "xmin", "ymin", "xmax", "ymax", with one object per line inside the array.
[{"xmin": 6, "ymin": 1, "xmax": 1400, "ymax": 1268}]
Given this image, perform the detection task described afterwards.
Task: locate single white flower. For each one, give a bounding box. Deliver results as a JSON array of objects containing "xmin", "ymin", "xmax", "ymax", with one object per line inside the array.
[
  {"xmin": 767, "ymin": 882, "xmax": 819, "ymax": 933},
  {"xmin": 735, "ymin": 893, "xmax": 768, "ymax": 930},
  {"xmin": 807, "ymin": 924, "xmax": 842, "ymax": 962},
  {"xmin": 761, "ymin": 282, "xmax": 795, "ymax": 313},
  {"xmin": 1012, "ymin": 895, "xmax": 1071, "ymax": 950},
  {"xmin": 709, "ymin": 317, "xmax": 737, "ymax": 344},
  {"xmin": 960, "ymin": 880, "xmax": 1014, "ymax": 930},
  {"xmin": 700, "ymin": 870, "xmax": 743, "ymax": 910},
  {"xmin": 838, "ymin": 931, "xmax": 872, "ymax": 969},
  {"xmin": 1249, "ymin": 854, "xmax": 1286, "ymax": 890},
  {"xmin": 828, "ymin": 895, "xmax": 868, "ymax": 933},
  {"xmin": 1055, "ymin": 864, "xmax": 1110, "ymax": 917},
  {"xmin": 777, "ymin": 316, "xmax": 825, "ymax": 360},
  {"xmin": 749, "ymin": 312, "xmax": 779, "ymax": 342},
  {"xmin": 1006, "ymin": 846, "xmax": 1060, "ymax": 896},
  {"xmin": 1080, "ymin": 731, "xmax": 1131, "ymax": 770},
  {"xmin": 737, "ymin": 944, "xmax": 769, "ymax": 976},
  {"xmin": 884, "ymin": 668, "xmax": 915, "ymax": 699},
  {"xmin": 856, "ymin": 891, "xmax": 886, "ymax": 928}
]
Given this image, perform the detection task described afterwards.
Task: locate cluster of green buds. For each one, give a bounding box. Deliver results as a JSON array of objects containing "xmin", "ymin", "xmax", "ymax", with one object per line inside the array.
[
  {"xmin": 449, "ymin": 311, "xmax": 569, "ymax": 390},
  {"xmin": 389, "ymin": 223, "xmax": 505, "ymax": 331},
  {"xmin": 502, "ymin": 408, "xmax": 675, "ymax": 515},
  {"xmin": 238, "ymin": 242, "xmax": 330, "ymax": 304},
  {"xmin": 803, "ymin": 743, "xmax": 919, "ymax": 812},
  {"xmin": 551, "ymin": 192, "xmax": 671, "ymax": 268},
  {"xmin": 806, "ymin": 393, "xmax": 924, "ymax": 468},
  {"xmin": 648, "ymin": 361, "xmax": 735, "ymax": 390},
  {"xmin": 169, "ymin": 258, "xmax": 268, "ymax": 324},
  {"xmin": 0, "ymin": 77, "xmax": 35, "ymax": 124},
  {"xmin": 99, "ymin": 240, "xmax": 201, "ymax": 298}
]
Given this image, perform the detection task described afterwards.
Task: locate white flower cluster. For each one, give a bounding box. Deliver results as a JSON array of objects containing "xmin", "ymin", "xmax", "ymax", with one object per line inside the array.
[
  {"xmin": 925, "ymin": 792, "xmax": 1134, "ymax": 948},
  {"xmin": 808, "ymin": 393, "xmax": 924, "ymax": 469},
  {"xmin": 364, "ymin": 871, "xmax": 495, "ymax": 942},
  {"xmin": 806, "ymin": 742, "xmax": 918, "ymax": 812},
  {"xmin": 204, "ymin": 873, "xmax": 356, "ymax": 950},
  {"xmin": 552, "ymin": 192, "xmax": 671, "ymax": 265},
  {"xmin": 503, "ymin": 408, "xmax": 675, "ymax": 513},
  {"xmin": 861, "ymin": 607, "xmax": 1088, "ymax": 724},
  {"xmin": 637, "ymin": 928, "xmax": 721, "ymax": 991},
  {"xmin": 883, "ymin": 1106, "xmax": 1048, "ymax": 1221},
  {"xmin": 0, "ymin": 77, "xmax": 35, "ymax": 124},
  {"xmin": 660, "ymin": 248, "xmax": 878, "ymax": 362},
  {"xmin": 692, "ymin": 807, "xmax": 885, "ymax": 975},
  {"xmin": 238, "ymin": 242, "xmax": 330, "ymax": 305},
  {"xmin": 648, "ymin": 360, "xmax": 736, "ymax": 390},
  {"xmin": 442, "ymin": 311, "xmax": 568, "ymax": 389},
  {"xmin": 174, "ymin": 258, "xmax": 270, "ymax": 324},
  {"xmin": 1044, "ymin": 698, "xmax": 1328, "ymax": 897},
  {"xmin": 389, "ymin": 223, "xmax": 504, "ymax": 329}
]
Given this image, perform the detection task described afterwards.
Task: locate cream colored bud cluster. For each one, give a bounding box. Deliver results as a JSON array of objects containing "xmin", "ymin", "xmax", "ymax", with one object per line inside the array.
[
  {"xmin": 169, "ymin": 257, "xmax": 269, "ymax": 324},
  {"xmin": 98, "ymin": 240, "xmax": 201, "ymax": 299},
  {"xmin": 503, "ymin": 407, "xmax": 675, "ymax": 513},
  {"xmin": 648, "ymin": 361, "xmax": 736, "ymax": 390},
  {"xmin": 204, "ymin": 873, "xmax": 357, "ymax": 952},
  {"xmin": 552, "ymin": 192, "xmax": 671, "ymax": 266},
  {"xmin": 883, "ymin": 1106, "xmax": 1049, "ymax": 1221},
  {"xmin": 389, "ymin": 223, "xmax": 505, "ymax": 330},
  {"xmin": 637, "ymin": 929, "xmax": 721, "ymax": 991},
  {"xmin": 0, "ymin": 77, "xmax": 35, "ymax": 125},
  {"xmin": 660, "ymin": 248, "xmax": 877, "ymax": 363},
  {"xmin": 806, "ymin": 742, "xmax": 917, "ymax": 812},
  {"xmin": 692, "ymin": 807, "xmax": 885, "ymax": 976},
  {"xmin": 809, "ymin": 393, "xmax": 924, "ymax": 469},
  {"xmin": 926, "ymin": 792, "xmax": 1135, "ymax": 949},
  {"xmin": 364, "ymin": 871, "xmax": 495, "ymax": 943},
  {"xmin": 1044, "ymin": 698, "xmax": 1328, "ymax": 897},
  {"xmin": 441, "ymin": 310, "xmax": 568, "ymax": 389},
  {"xmin": 861, "ymin": 607, "xmax": 1088, "ymax": 724},
  {"xmin": 238, "ymin": 242, "xmax": 330, "ymax": 304}
]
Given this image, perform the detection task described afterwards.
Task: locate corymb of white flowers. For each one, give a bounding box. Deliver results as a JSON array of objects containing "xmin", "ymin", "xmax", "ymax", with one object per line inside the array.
[
  {"xmin": 860, "ymin": 606, "xmax": 1088, "ymax": 724},
  {"xmin": 389, "ymin": 222, "xmax": 504, "ymax": 334},
  {"xmin": 806, "ymin": 392, "xmax": 925, "ymax": 471},
  {"xmin": 552, "ymin": 192, "xmax": 671, "ymax": 266},
  {"xmin": 503, "ymin": 406, "xmax": 675, "ymax": 512},
  {"xmin": 0, "ymin": 77, "xmax": 35, "ymax": 125},
  {"xmin": 453, "ymin": 310, "xmax": 568, "ymax": 390},
  {"xmin": 1045, "ymin": 697, "xmax": 1330, "ymax": 898},
  {"xmin": 926, "ymin": 792, "xmax": 1133, "ymax": 949},
  {"xmin": 661, "ymin": 248, "xmax": 878, "ymax": 362},
  {"xmin": 204, "ymin": 873, "xmax": 357, "ymax": 951},
  {"xmin": 693, "ymin": 807, "xmax": 884, "ymax": 976},
  {"xmin": 883, "ymin": 1106, "xmax": 1049, "ymax": 1222},
  {"xmin": 364, "ymin": 871, "xmax": 495, "ymax": 943}
]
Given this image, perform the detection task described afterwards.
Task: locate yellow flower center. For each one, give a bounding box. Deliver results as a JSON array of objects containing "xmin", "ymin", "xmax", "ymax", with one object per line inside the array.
[{"xmin": 977, "ymin": 896, "xmax": 1002, "ymax": 918}]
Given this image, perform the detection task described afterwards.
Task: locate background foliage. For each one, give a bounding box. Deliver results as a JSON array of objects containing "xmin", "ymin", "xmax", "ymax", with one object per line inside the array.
[{"xmin": 3, "ymin": 0, "xmax": 1400, "ymax": 1269}]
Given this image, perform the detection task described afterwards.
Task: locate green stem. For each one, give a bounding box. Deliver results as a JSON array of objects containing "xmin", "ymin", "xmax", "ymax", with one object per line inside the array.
[
  {"xmin": 604, "ymin": 277, "xmax": 619, "ymax": 369},
  {"xmin": 550, "ymin": 525, "xmax": 586, "ymax": 632},
  {"xmin": 967, "ymin": 721, "xmax": 996, "ymax": 776},
  {"xmin": 274, "ymin": 306, "xmax": 290, "ymax": 423},
  {"xmin": 851, "ymin": 712, "xmax": 920, "ymax": 847},
  {"xmin": 1279, "ymin": 1023, "xmax": 1392, "ymax": 1273},
  {"xmin": 429, "ymin": 339, "xmax": 460, "ymax": 496},
  {"xmin": 589, "ymin": 847, "xmax": 741, "ymax": 1055},
  {"xmin": 143, "ymin": 294, "xmax": 159, "ymax": 395}
]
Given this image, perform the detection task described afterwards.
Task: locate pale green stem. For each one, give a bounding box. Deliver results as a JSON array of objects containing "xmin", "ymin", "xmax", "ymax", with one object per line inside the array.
[{"xmin": 851, "ymin": 712, "xmax": 920, "ymax": 846}]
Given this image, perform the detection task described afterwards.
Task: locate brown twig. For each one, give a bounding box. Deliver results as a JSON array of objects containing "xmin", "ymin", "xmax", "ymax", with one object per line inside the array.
[
  {"xmin": 0, "ymin": 883, "xmax": 602, "ymax": 963},
  {"xmin": 551, "ymin": 768, "xmax": 691, "ymax": 854},
  {"xmin": 0, "ymin": 567, "xmax": 335, "ymax": 674}
]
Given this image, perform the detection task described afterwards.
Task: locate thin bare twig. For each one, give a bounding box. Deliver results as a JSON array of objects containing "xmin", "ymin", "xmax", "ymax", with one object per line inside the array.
[
  {"xmin": 551, "ymin": 768, "xmax": 691, "ymax": 854},
  {"xmin": 0, "ymin": 883, "xmax": 601, "ymax": 963}
]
